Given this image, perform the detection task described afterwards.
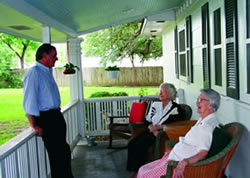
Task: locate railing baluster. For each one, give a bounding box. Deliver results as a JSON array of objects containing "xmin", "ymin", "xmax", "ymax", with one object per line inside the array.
[
  {"xmin": 0, "ymin": 159, "xmax": 6, "ymax": 178},
  {"xmin": 96, "ymin": 102, "xmax": 101, "ymax": 134}
]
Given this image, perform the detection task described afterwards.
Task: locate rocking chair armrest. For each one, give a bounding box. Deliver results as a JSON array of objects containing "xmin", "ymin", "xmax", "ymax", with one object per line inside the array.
[
  {"xmin": 109, "ymin": 115, "xmax": 129, "ymax": 119},
  {"xmin": 163, "ymin": 121, "xmax": 196, "ymax": 141},
  {"xmin": 109, "ymin": 115, "xmax": 129, "ymax": 124}
]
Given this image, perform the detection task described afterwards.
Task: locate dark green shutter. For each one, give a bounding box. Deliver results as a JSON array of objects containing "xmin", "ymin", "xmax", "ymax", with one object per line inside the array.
[
  {"xmin": 225, "ymin": 0, "xmax": 239, "ymax": 99},
  {"xmin": 201, "ymin": 3, "xmax": 211, "ymax": 88},
  {"xmin": 175, "ymin": 26, "xmax": 179, "ymax": 79},
  {"xmin": 186, "ymin": 15, "xmax": 193, "ymax": 83},
  {"xmin": 247, "ymin": 44, "xmax": 250, "ymax": 93}
]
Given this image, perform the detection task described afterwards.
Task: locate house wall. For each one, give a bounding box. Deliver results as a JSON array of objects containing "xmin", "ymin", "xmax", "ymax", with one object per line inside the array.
[{"xmin": 162, "ymin": 0, "xmax": 250, "ymax": 177}]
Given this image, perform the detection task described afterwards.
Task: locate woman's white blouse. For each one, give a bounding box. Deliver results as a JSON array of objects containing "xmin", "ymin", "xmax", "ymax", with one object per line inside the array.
[{"xmin": 168, "ymin": 113, "xmax": 219, "ymax": 161}]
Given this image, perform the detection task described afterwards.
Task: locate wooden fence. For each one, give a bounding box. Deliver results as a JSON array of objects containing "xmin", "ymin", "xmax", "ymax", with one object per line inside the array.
[{"xmin": 54, "ymin": 66, "xmax": 163, "ymax": 87}]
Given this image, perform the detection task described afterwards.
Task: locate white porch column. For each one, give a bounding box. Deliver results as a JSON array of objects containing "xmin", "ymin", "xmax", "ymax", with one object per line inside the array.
[
  {"xmin": 42, "ymin": 25, "xmax": 51, "ymax": 43},
  {"xmin": 68, "ymin": 37, "xmax": 85, "ymax": 136}
]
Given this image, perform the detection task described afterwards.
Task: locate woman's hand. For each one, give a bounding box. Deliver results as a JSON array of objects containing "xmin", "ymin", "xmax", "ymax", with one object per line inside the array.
[
  {"xmin": 172, "ymin": 160, "xmax": 188, "ymax": 178},
  {"xmin": 148, "ymin": 124, "xmax": 154, "ymax": 132}
]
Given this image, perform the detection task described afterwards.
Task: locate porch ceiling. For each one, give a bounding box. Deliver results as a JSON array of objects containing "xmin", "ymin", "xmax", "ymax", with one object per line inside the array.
[{"xmin": 0, "ymin": 0, "xmax": 184, "ymax": 42}]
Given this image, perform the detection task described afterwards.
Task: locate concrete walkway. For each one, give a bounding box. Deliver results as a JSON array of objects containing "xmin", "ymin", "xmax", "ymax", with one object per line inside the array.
[{"xmin": 71, "ymin": 139, "xmax": 129, "ymax": 178}]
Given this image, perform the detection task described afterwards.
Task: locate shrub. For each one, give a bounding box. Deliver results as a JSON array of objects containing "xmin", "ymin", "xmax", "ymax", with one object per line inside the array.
[
  {"xmin": 111, "ymin": 92, "xmax": 128, "ymax": 96},
  {"xmin": 0, "ymin": 69, "xmax": 23, "ymax": 88},
  {"xmin": 89, "ymin": 91, "xmax": 112, "ymax": 98},
  {"xmin": 89, "ymin": 91, "xmax": 128, "ymax": 98},
  {"xmin": 138, "ymin": 88, "xmax": 149, "ymax": 96}
]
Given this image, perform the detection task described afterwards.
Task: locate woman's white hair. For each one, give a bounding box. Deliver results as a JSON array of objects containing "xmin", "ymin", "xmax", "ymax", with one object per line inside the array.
[
  {"xmin": 200, "ymin": 88, "xmax": 221, "ymax": 112},
  {"xmin": 159, "ymin": 82, "xmax": 177, "ymax": 100}
]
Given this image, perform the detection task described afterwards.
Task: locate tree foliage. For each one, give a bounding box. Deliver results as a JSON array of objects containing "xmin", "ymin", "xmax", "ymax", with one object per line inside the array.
[
  {"xmin": 0, "ymin": 33, "xmax": 40, "ymax": 88},
  {"xmin": 82, "ymin": 21, "xmax": 162, "ymax": 67},
  {"xmin": 0, "ymin": 44, "xmax": 22, "ymax": 88},
  {"xmin": 0, "ymin": 33, "xmax": 40, "ymax": 69}
]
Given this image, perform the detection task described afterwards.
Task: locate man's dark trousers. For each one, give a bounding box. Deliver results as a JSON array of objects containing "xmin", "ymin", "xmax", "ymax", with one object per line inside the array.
[{"xmin": 36, "ymin": 109, "xmax": 73, "ymax": 178}]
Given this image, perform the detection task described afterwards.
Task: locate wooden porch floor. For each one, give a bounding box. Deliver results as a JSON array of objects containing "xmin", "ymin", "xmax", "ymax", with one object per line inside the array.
[{"xmin": 71, "ymin": 138, "xmax": 129, "ymax": 178}]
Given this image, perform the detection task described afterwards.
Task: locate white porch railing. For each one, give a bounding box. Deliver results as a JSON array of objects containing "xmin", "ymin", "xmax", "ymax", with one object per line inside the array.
[
  {"xmin": 83, "ymin": 95, "xmax": 159, "ymax": 136},
  {"xmin": 0, "ymin": 99, "xmax": 80, "ymax": 178},
  {"xmin": 0, "ymin": 91, "xmax": 183, "ymax": 178}
]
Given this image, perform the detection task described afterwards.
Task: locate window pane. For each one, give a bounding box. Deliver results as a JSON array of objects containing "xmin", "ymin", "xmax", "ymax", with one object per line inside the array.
[
  {"xmin": 180, "ymin": 54, "xmax": 186, "ymax": 76},
  {"xmin": 175, "ymin": 27, "xmax": 178, "ymax": 50},
  {"xmin": 247, "ymin": 0, "xmax": 250, "ymax": 38},
  {"xmin": 202, "ymin": 3, "xmax": 209, "ymax": 44},
  {"xmin": 179, "ymin": 30, "xmax": 185, "ymax": 52},
  {"xmin": 214, "ymin": 8, "xmax": 221, "ymax": 45},
  {"xmin": 175, "ymin": 53, "xmax": 179, "ymax": 78},
  {"xmin": 215, "ymin": 49, "xmax": 222, "ymax": 86},
  {"xmin": 186, "ymin": 16, "xmax": 191, "ymax": 48},
  {"xmin": 247, "ymin": 44, "xmax": 250, "ymax": 93}
]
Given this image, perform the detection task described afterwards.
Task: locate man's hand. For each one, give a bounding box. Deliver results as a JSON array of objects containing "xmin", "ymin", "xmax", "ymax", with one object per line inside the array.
[
  {"xmin": 27, "ymin": 114, "xmax": 43, "ymax": 136},
  {"xmin": 172, "ymin": 160, "xmax": 188, "ymax": 178},
  {"xmin": 33, "ymin": 126, "xmax": 43, "ymax": 136}
]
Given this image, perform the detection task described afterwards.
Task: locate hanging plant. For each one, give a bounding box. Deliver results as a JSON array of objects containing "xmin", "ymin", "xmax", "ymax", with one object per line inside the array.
[
  {"xmin": 63, "ymin": 41, "xmax": 80, "ymax": 75},
  {"xmin": 63, "ymin": 62, "xmax": 80, "ymax": 74}
]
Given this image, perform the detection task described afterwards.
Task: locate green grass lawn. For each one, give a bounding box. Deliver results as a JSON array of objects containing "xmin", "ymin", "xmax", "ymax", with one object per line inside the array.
[{"xmin": 0, "ymin": 86, "xmax": 159, "ymax": 145}]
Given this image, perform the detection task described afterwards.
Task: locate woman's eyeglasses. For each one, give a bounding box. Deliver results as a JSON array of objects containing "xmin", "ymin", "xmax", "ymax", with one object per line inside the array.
[{"xmin": 196, "ymin": 98, "xmax": 209, "ymax": 103}]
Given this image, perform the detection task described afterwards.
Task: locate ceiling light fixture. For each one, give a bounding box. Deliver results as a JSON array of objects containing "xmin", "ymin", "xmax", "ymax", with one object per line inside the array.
[
  {"xmin": 122, "ymin": 8, "xmax": 135, "ymax": 14},
  {"xmin": 9, "ymin": 25, "xmax": 31, "ymax": 30}
]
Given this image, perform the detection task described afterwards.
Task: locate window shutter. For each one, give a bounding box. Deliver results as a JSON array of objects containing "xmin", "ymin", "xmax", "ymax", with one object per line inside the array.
[
  {"xmin": 186, "ymin": 15, "xmax": 193, "ymax": 83},
  {"xmin": 247, "ymin": 44, "xmax": 250, "ymax": 93},
  {"xmin": 201, "ymin": 3, "xmax": 211, "ymax": 88},
  {"xmin": 175, "ymin": 26, "xmax": 179, "ymax": 79},
  {"xmin": 225, "ymin": 0, "xmax": 239, "ymax": 99}
]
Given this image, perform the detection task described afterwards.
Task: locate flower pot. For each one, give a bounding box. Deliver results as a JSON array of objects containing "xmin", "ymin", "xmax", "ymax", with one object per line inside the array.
[
  {"xmin": 86, "ymin": 136, "xmax": 96, "ymax": 146},
  {"xmin": 63, "ymin": 69, "xmax": 76, "ymax": 74},
  {"xmin": 107, "ymin": 70, "xmax": 120, "ymax": 79}
]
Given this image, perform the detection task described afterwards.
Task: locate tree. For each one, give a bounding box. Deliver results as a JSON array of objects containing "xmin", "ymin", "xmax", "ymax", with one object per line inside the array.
[
  {"xmin": 82, "ymin": 21, "xmax": 162, "ymax": 67},
  {"xmin": 0, "ymin": 33, "xmax": 40, "ymax": 69}
]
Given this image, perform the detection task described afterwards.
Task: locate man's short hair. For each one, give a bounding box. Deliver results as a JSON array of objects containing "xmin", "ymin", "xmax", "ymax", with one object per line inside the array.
[{"xmin": 36, "ymin": 43, "xmax": 56, "ymax": 61}]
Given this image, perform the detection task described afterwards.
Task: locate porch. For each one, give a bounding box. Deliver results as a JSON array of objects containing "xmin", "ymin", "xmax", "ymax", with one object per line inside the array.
[
  {"xmin": 0, "ymin": 95, "xmax": 159, "ymax": 178},
  {"xmin": 71, "ymin": 139, "xmax": 128, "ymax": 178}
]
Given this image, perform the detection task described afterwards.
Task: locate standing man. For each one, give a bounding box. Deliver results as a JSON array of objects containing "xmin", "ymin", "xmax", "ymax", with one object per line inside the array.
[{"xmin": 23, "ymin": 43, "xmax": 74, "ymax": 178}]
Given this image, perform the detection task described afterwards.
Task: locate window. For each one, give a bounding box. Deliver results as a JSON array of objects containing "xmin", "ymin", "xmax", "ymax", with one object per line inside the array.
[
  {"xmin": 213, "ymin": 8, "xmax": 222, "ymax": 86},
  {"xmin": 225, "ymin": 0, "xmax": 239, "ymax": 99},
  {"xmin": 176, "ymin": 16, "xmax": 193, "ymax": 82},
  {"xmin": 201, "ymin": 3, "xmax": 211, "ymax": 88}
]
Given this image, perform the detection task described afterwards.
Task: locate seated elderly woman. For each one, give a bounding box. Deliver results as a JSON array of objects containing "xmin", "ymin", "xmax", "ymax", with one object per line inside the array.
[
  {"xmin": 127, "ymin": 83, "xmax": 185, "ymax": 178},
  {"xmin": 136, "ymin": 88, "xmax": 221, "ymax": 178}
]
